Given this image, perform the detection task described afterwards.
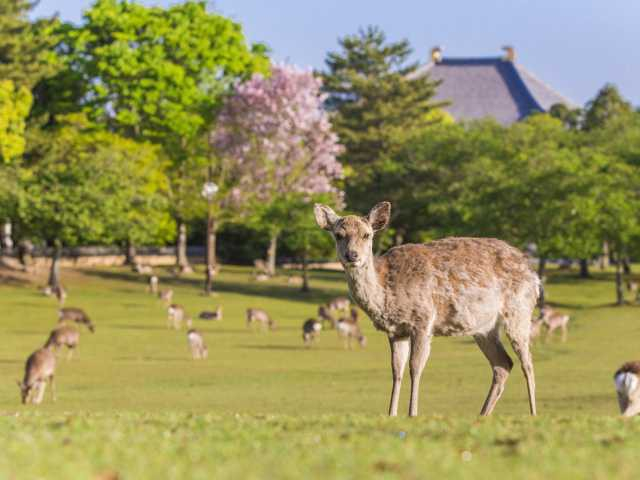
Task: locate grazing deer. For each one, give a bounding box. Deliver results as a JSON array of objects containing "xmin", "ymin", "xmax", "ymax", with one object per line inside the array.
[
  {"xmin": 315, "ymin": 201, "xmax": 540, "ymax": 417},
  {"xmin": 199, "ymin": 306, "xmax": 223, "ymax": 321},
  {"xmin": 187, "ymin": 329, "xmax": 208, "ymax": 359},
  {"xmin": 529, "ymin": 318, "xmax": 544, "ymax": 342},
  {"xmin": 167, "ymin": 304, "xmax": 191, "ymax": 329},
  {"xmin": 246, "ymin": 308, "xmax": 276, "ymax": 331},
  {"xmin": 540, "ymin": 306, "xmax": 570, "ymax": 342},
  {"xmin": 17, "ymin": 347, "xmax": 56, "ymax": 404},
  {"xmin": 336, "ymin": 318, "xmax": 367, "ymax": 349},
  {"xmin": 158, "ymin": 289, "xmax": 173, "ymax": 306},
  {"xmin": 614, "ymin": 361, "xmax": 640, "ymax": 417},
  {"xmin": 627, "ymin": 281, "xmax": 639, "ymax": 302},
  {"xmin": 302, "ymin": 318, "xmax": 322, "ymax": 346},
  {"xmin": 54, "ymin": 284, "xmax": 67, "ymax": 307},
  {"xmin": 58, "ymin": 308, "xmax": 95, "ymax": 333},
  {"xmin": 318, "ymin": 305, "xmax": 336, "ymax": 328},
  {"xmin": 148, "ymin": 275, "xmax": 159, "ymax": 295},
  {"xmin": 44, "ymin": 325, "xmax": 80, "ymax": 360}
]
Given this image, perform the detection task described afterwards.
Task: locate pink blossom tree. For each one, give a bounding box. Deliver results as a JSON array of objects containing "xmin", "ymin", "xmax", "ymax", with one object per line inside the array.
[{"xmin": 211, "ymin": 64, "xmax": 343, "ymax": 274}]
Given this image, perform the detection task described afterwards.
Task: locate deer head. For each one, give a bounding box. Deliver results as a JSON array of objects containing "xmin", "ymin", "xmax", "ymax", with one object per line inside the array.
[
  {"xmin": 314, "ymin": 202, "xmax": 391, "ymax": 269},
  {"xmin": 16, "ymin": 380, "xmax": 29, "ymax": 404}
]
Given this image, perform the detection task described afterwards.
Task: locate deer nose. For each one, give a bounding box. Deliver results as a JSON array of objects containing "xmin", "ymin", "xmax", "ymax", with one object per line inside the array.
[{"xmin": 346, "ymin": 251, "xmax": 359, "ymax": 262}]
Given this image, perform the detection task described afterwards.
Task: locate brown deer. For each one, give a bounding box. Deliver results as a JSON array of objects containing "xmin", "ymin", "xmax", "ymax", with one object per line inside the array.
[
  {"xmin": 17, "ymin": 347, "xmax": 56, "ymax": 404},
  {"xmin": 315, "ymin": 201, "xmax": 539, "ymax": 417},
  {"xmin": 58, "ymin": 308, "xmax": 95, "ymax": 333},
  {"xmin": 246, "ymin": 308, "xmax": 276, "ymax": 331},
  {"xmin": 529, "ymin": 318, "xmax": 544, "ymax": 342},
  {"xmin": 302, "ymin": 318, "xmax": 322, "ymax": 346},
  {"xmin": 327, "ymin": 297, "xmax": 350, "ymax": 315},
  {"xmin": 199, "ymin": 306, "xmax": 223, "ymax": 321},
  {"xmin": 540, "ymin": 306, "xmax": 570, "ymax": 342},
  {"xmin": 336, "ymin": 318, "xmax": 367, "ymax": 349},
  {"xmin": 187, "ymin": 329, "xmax": 208, "ymax": 359},
  {"xmin": 168, "ymin": 304, "xmax": 191, "ymax": 329},
  {"xmin": 44, "ymin": 325, "xmax": 80, "ymax": 360},
  {"xmin": 317, "ymin": 305, "xmax": 336, "ymax": 328},
  {"xmin": 614, "ymin": 361, "xmax": 640, "ymax": 417},
  {"xmin": 158, "ymin": 289, "xmax": 173, "ymax": 306}
]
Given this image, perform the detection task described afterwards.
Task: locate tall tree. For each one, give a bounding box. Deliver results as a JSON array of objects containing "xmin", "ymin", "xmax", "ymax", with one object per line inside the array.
[
  {"xmin": 321, "ymin": 26, "xmax": 441, "ymax": 214},
  {"xmin": 0, "ymin": 80, "xmax": 32, "ymax": 163},
  {"xmin": 61, "ymin": 0, "xmax": 269, "ymax": 273},
  {"xmin": 211, "ymin": 64, "xmax": 344, "ymax": 275},
  {"xmin": 583, "ymin": 84, "xmax": 633, "ymax": 132}
]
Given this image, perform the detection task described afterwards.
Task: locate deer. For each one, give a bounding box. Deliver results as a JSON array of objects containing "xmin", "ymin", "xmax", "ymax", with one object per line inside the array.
[
  {"xmin": 44, "ymin": 325, "xmax": 80, "ymax": 360},
  {"xmin": 529, "ymin": 317, "xmax": 544, "ymax": 342},
  {"xmin": 246, "ymin": 308, "xmax": 276, "ymax": 331},
  {"xmin": 318, "ymin": 305, "xmax": 336, "ymax": 328},
  {"xmin": 288, "ymin": 275, "xmax": 304, "ymax": 286},
  {"xmin": 253, "ymin": 259, "xmax": 268, "ymax": 275},
  {"xmin": 58, "ymin": 308, "xmax": 95, "ymax": 333},
  {"xmin": 158, "ymin": 289, "xmax": 173, "ymax": 306},
  {"xmin": 148, "ymin": 275, "xmax": 159, "ymax": 295},
  {"xmin": 17, "ymin": 346, "xmax": 56, "ymax": 404},
  {"xmin": 168, "ymin": 304, "xmax": 191, "ymax": 329},
  {"xmin": 627, "ymin": 281, "xmax": 639, "ymax": 302},
  {"xmin": 302, "ymin": 318, "xmax": 322, "ymax": 346},
  {"xmin": 199, "ymin": 306, "xmax": 223, "ymax": 321},
  {"xmin": 327, "ymin": 297, "xmax": 350, "ymax": 315},
  {"xmin": 336, "ymin": 318, "xmax": 367, "ymax": 349},
  {"xmin": 614, "ymin": 361, "xmax": 640, "ymax": 417},
  {"xmin": 187, "ymin": 329, "xmax": 208, "ymax": 359},
  {"xmin": 314, "ymin": 201, "xmax": 540, "ymax": 417},
  {"xmin": 540, "ymin": 305, "xmax": 570, "ymax": 342},
  {"xmin": 133, "ymin": 262, "xmax": 153, "ymax": 275}
]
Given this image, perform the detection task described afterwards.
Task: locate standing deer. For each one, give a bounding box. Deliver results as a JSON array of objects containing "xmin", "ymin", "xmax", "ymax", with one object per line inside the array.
[
  {"xmin": 158, "ymin": 289, "xmax": 173, "ymax": 306},
  {"xmin": 199, "ymin": 306, "xmax": 223, "ymax": 321},
  {"xmin": 17, "ymin": 347, "xmax": 56, "ymax": 404},
  {"xmin": 302, "ymin": 318, "xmax": 322, "ymax": 346},
  {"xmin": 44, "ymin": 325, "xmax": 80, "ymax": 360},
  {"xmin": 614, "ymin": 361, "xmax": 640, "ymax": 417},
  {"xmin": 187, "ymin": 329, "xmax": 208, "ymax": 359},
  {"xmin": 168, "ymin": 304, "xmax": 191, "ymax": 329},
  {"xmin": 627, "ymin": 281, "xmax": 639, "ymax": 302},
  {"xmin": 315, "ymin": 201, "xmax": 539, "ymax": 417},
  {"xmin": 327, "ymin": 297, "xmax": 350, "ymax": 315},
  {"xmin": 58, "ymin": 308, "xmax": 95, "ymax": 333},
  {"xmin": 317, "ymin": 305, "xmax": 336, "ymax": 328},
  {"xmin": 540, "ymin": 306, "xmax": 570, "ymax": 342},
  {"xmin": 246, "ymin": 308, "xmax": 276, "ymax": 331},
  {"xmin": 336, "ymin": 318, "xmax": 367, "ymax": 349},
  {"xmin": 148, "ymin": 275, "xmax": 159, "ymax": 295}
]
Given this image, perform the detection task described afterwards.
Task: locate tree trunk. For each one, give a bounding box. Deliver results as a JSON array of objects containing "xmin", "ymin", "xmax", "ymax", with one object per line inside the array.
[
  {"xmin": 125, "ymin": 239, "xmax": 136, "ymax": 266},
  {"xmin": 204, "ymin": 218, "xmax": 217, "ymax": 295},
  {"xmin": 623, "ymin": 255, "xmax": 631, "ymax": 275},
  {"xmin": 176, "ymin": 222, "xmax": 193, "ymax": 274},
  {"xmin": 48, "ymin": 240, "xmax": 62, "ymax": 290},
  {"xmin": 537, "ymin": 257, "xmax": 546, "ymax": 279},
  {"xmin": 579, "ymin": 259, "xmax": 590, "ymax": 278},
  {"xmin": 600, "ymin": 241, "xmax": 610, "ymax": 270},
  {"xmin": 266, "ymin": 233, "xmax": 278, "ymax": 277},
  {"xmin": 301, "ymin": 250, "xmax": 310, "ymax": 293},
  {"xmin": 615, "ymin": 256, "xmax": 624, "ymax": 306}
]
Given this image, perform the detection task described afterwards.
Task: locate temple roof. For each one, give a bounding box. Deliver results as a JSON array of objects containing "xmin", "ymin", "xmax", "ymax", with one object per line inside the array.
[{"xmin": 413, "ymin": 55, "xmax": 574, "ymax": 125}]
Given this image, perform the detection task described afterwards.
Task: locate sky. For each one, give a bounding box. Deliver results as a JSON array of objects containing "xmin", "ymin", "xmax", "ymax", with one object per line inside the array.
[{"xmin": 33, "ymin": 0, "xmax": 640, "ymax": 106}]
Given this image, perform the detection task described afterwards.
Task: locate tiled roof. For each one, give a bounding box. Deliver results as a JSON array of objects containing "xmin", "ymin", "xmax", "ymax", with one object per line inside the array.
[{"xmin": 413, "ymin": 57, "xmax": 573, "ymax": 125}]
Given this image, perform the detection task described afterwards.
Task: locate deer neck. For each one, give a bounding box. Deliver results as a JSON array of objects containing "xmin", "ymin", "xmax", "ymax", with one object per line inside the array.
[{"xmin": 344, "ymin": 254, "xmax": 385, "ymax": 319}]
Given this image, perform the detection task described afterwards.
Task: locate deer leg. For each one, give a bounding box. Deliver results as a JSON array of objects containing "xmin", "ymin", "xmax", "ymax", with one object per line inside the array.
[
  {"xmin": 508, "ymin": 335, "xmax": 537, "ymax": 415},
  {"xmin": 561, "ymin": 325, "xmax": 568, "ymax": 343},
  {"xmin": 49, "ymin": 375, "xmax": 56, "ymax": 402},
  {"xmin": 408, "ymin": 331, "xmax": 432, "ymax": 417},
  {"xmin": 35, "ymin": 381, "xmax": 46, "ymax": 404},
  {"xmin": 388, "ymin": 336, "xmax": 410, "ymax": 417},
  {"xmin": 474, "ymin": 330, "xmax": 513, "ymax": 416}
]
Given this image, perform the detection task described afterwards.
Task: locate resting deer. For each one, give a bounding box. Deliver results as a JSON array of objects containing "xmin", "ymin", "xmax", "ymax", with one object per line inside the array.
[
  {"xmin": 17, "ymin": 347, "xmax": 56, "ymax": 404},
  {"xmin": 540, "ymin": 306, "xmax": 570, "ymax": 342},
  {"xmin": 168, "ymin": 304, "xmax": 191, "ymax": 329},
  {"xmin": 315, "ymin": 201, "xmax": 539, "ymax": 417},
  {"xmin": 199, "ymin": 306, "xmax": 223, "ymax": 321},
  {"xmin": 614, "ymin": 361, "xmax": 640, "ymax": 417},
  {"xmin": 336, "ymin": 318, "xmax": 367, "ymax": 349},
  {"xmin": 148, "ymin": 275, "xmax": 159, "ymax": 295},
  {"xmin": 302, "ymin": 318, "xmax": 322, "ymax": 346},
  {"xmin": 134, "ymin": 263, "xmax": 153, "ymax": 275},
  {"xmin": 246, "ymin": 308, "xmax": 276, "ymax": 331},
  {"xmin": 44, "ymin": 325, "xmax": 80, "ymax": 360},
  {"xmin": 187, "ymin": 329, "xmax": 208, "ymax": 359},
  {"xmin": 159, "ymin": 289, "xmax": 173, "ymax": 306},
  {"xmin": 58, "ymin": 308, "xmax": 95, "ymax": 333}
]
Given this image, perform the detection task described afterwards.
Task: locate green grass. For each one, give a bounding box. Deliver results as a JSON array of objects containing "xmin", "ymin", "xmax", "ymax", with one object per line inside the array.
[{"xmin": 1, "ymin": 264, "xmax": 640, "ymax": 478}]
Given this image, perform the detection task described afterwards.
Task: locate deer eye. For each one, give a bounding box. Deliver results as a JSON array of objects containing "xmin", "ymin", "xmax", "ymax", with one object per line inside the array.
[{"xmin": 335, "ymin": 231, "xmax": 345, "ymax": 240}]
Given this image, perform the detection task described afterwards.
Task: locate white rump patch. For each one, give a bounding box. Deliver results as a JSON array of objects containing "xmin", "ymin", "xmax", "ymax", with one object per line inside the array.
[
  {"xmin": 615, "ymin": 372, "xmax": 639, "ymax": 395},
  {"xmin": 313, "ymin": 323, "xmax": 322, "ymax": 332}
]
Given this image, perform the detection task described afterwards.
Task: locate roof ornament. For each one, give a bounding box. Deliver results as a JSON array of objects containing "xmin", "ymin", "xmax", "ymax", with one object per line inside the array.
[
  {"xmin": 502, "ymin": 45, "xmax": 516, "ymax": 62},
  {"xmin": 431, "ymin": 46, "xmax": 443, "ymax": 64}
]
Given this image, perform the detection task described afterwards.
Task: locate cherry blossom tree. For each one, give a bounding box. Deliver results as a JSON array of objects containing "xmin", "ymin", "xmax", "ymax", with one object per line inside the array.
[{"xmin": 211, "ymin": 64, "xmax": 343, "ymax": 274}]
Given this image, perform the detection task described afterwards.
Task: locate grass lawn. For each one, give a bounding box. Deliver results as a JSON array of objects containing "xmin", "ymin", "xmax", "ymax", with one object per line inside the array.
[{"xmin": 1, "ymin": 263, "xmax": 640, "ymax": 478}]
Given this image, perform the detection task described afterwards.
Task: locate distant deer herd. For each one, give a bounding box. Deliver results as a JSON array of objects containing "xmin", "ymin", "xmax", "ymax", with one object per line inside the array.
[{"xmin": 14, "ymin": 201, "xmax": 640, "ymax": 418}]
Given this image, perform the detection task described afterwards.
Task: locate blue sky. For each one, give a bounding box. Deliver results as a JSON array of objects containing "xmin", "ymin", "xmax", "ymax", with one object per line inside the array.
[{"xmin": 34, "ymin": 0, "xmax": 640, "ymax": 106}]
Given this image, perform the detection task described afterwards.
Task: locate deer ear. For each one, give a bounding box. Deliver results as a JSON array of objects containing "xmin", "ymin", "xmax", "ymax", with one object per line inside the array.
[
  {"xmin": 314, "ymin": 204, "xmax": 340, "ymax": 231},
  {"xmin": 367, "ymin": 202, "xmax": 391, "ymax": 232}
]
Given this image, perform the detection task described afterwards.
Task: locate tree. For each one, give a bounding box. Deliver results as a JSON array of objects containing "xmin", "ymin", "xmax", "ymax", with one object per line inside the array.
[
  {"xmin": 0, "ymin": 80, "xmax": 32, "ymax": 163},
  {"xmin": 211, "ymin": 64, "xmax": 344, "ymax": 275},
  {"xmin": 61, "ymin": 0, "xmax": 269, "ymax": 273},
  {"xmin": 15, "ymin": 115, "xmax": 173, "ymax": 288},
  {"xmin": 321, "ymin": 26, "xmax": 441, "ymax": 215},
  {"xmin": 583, "ymin": 84, "xmax": 633, "ymax": 132}
]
